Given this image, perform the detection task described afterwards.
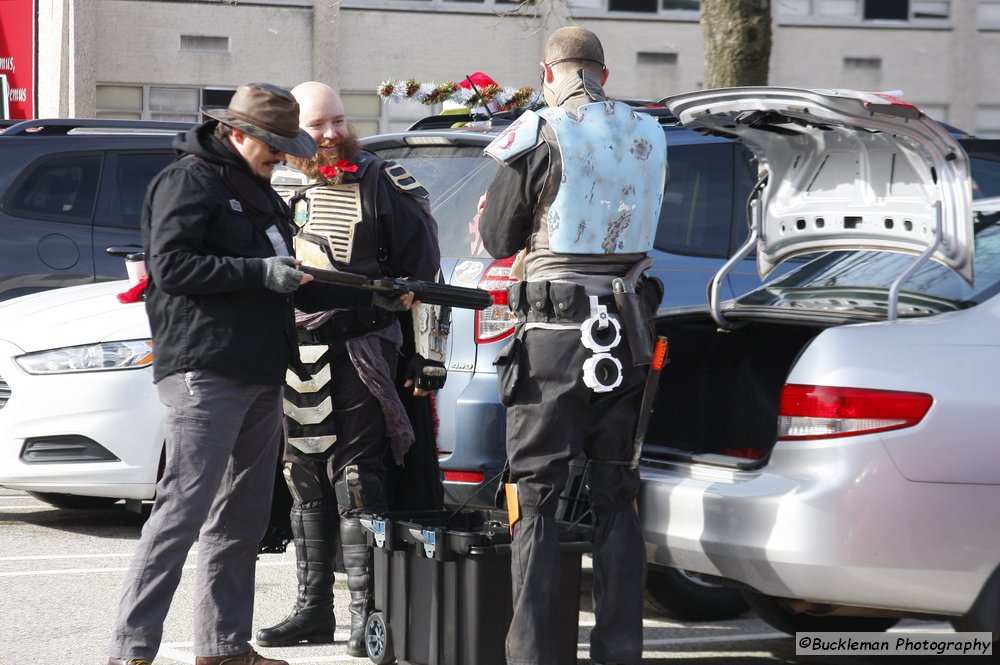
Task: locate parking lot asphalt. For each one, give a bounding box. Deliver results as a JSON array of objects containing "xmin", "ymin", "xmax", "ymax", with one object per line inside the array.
[{"xmin": 0, "ymin": 487, "xmax": 979, "ymax": 665}]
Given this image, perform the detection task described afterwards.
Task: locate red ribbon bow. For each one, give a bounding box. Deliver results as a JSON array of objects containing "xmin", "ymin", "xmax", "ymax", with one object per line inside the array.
[
  {"xmin": 116, "ymin": 277, "xmax": 148, "ymax": 304},
  {"xmin": 318, "ymin": 160, "xmax": 359, "ymax": 179}
]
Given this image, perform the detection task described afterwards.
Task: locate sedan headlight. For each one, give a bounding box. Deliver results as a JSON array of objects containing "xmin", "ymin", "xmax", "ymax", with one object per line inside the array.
[{"xmin": 15, "ymin": 340, "xmax": 154, "ymax": 374}]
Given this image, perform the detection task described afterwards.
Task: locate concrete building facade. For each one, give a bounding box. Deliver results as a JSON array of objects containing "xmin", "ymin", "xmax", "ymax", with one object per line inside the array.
[{"xmin": 31, "ymin": 0, "xmax": 1000, "ymax": 136}]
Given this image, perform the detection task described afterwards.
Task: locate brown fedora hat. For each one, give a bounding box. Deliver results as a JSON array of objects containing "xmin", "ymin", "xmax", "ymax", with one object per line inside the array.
[{"xmin": 203, "ymin": 83, "xmax": 316, "ymax": 157}]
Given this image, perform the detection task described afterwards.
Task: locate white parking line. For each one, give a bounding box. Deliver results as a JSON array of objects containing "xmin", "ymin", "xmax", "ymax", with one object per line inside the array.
[
  {"xmin": 158, "ymin": 632, "xmax": 790, "ymax": 664},
  {"xmin": 159, "ymin": 642, "xmax": 382, "ymax": 664},
  {"xmin": 0, "ymin": 565, "xmax": 166, "ymax": 577},
  {"xmin": 0, "ymin": 552, "xmax": 135, "ymax": 561},
  {"xmin": 633, "ymin": 632, "xmax": 786, "ymax": 646},
  {"xmin": 0, "ymin": 557, "xmax": 294, "ymax": 577}
]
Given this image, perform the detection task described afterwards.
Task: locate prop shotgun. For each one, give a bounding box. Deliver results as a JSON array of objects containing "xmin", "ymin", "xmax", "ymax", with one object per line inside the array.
[{"xmin": 300, "ymin": 265, "xmax": 494, "ymax": 311}]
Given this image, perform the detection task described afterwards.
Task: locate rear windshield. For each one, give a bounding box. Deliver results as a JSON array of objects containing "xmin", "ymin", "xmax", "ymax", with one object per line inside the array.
[
  {"xmin": 377, "ymin": 141, "xmax": 754, "ymax": 262},
  {"xmin": 374, "ymin": 145, "xmax": 498, "ymax": 258},
  {"xmin": 754, "ymin": 229, "xmax": 999, "ymax": 305}
]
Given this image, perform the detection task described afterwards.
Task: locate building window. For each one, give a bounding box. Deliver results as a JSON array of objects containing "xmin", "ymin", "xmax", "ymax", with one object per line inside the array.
[
  {"xmin": 975, "ymin": 106, "xmax": 1000, "ymax": 139},
  {"xmin": 607, "ymin": 0, "xmax": 699, "ymax": 12},
  {"xmin": 365, "ymin": 0, "xmax": 534, "ymax": 5},
  {"xmin": 609, "ymin": 0, "xmax": 656, "ymax": 11},
  {"xmin": 777, "ymin": 0, "xmax": 949, "ymax": 22},
  {"xmin": 637, "ymin": 51, "xmax": 678, "ymax": 66},
  {"xmin": 180, "ymin": 35, "xmax": 230, "ymax": 53},
  {"xmin": 96, "ymin": 85, "xmax": 237, "ymax": 122},
  {"xmin": 345, "ymin": 0, "xmax": 697, "ymax": 16},
  {"xmin": 95, "ymin": 86, "xmax": 143, "ymax": 120},
  {"xmin": 150, "ymin": 87, "xmax": 200, "ymax": 123},
  {"xmin": 343, "ymin": 92, "xmax": 384, "ymax": 137},
  {"xmin": 979, "ymin": 0, "xmax": 1000, "ymax": 28},
  {"xmin": 915, "ymin": 103, "xmax": 947, "ymax": 125},
  {"xmin": 843, "ymin": 56, "xmax": 881, "ymax": 70},
  {"xmin": 864, "ymin": 0, "xmax": 906, "ymax": 19}
]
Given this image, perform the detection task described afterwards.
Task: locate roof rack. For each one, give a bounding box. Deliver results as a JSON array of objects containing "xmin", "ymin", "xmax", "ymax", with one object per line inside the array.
[{"xmin": 1, "ymin": 118, "xmax": 192, "ymax": 137}]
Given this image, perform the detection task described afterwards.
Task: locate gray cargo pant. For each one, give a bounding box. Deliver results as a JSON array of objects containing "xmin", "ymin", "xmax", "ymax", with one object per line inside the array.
[{"xmin": 108, "ymin": 370, "xmax": 282, "ymax": 661}]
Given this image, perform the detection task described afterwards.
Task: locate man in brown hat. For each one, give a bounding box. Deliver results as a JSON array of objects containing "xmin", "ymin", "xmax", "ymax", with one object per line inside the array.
[{"xmin": 106, "ymin": 82, "xmax": 398, "ymax": 665}]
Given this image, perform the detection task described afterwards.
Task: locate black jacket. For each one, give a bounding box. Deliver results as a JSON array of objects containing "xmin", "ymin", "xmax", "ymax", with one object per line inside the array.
[{"xmin": 142, "ymin": 122, "xmax": 372, "ymax": 385}]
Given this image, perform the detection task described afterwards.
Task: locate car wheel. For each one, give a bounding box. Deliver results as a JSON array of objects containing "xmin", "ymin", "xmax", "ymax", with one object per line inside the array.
[
  {"xmin": 743, "ymin": 591, "xmax": 900, "ymax": 635},
  {"xmin": 643, "ymin": 566, "xmax": 749, "ymax": 621},
  {"xmin": 365, "ymin": 611, "xmax": 395, "ymax": 665},
  {"xmin": 26, "ymin": 492, "xmax": 120, "ymax": 510}
]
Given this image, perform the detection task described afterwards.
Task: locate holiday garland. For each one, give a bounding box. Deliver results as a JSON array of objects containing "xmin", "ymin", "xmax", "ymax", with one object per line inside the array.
[{"xmin": 377, "ymin": 78, "xmax": 537, "ymax": 111}]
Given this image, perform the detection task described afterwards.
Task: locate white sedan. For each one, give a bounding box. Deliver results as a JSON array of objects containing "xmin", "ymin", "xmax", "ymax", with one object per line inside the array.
[{"xmin": 0, "ymin": 281, "xmax": 162, "ymax": 508}]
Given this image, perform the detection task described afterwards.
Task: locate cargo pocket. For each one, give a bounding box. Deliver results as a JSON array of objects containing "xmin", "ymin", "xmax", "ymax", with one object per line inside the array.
[{"xmin": 493, "ymin": 335, "xmax": 522, "ymax": 407}]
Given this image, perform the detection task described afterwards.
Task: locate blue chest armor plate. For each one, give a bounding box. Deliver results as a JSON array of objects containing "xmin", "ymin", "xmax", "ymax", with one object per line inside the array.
[{"xmin": 540, "ymin": 102, "xmax": 666, "ymax": 254}]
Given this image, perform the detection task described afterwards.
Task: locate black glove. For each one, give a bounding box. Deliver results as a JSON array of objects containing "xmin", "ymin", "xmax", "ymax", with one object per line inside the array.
[
  {"xmin": 404, "ymin": 355, "xmax": 447, "ymax": 391},
  {"xmin": 261, "ymin": 256, "xmax": 304, "ymax": 294},
  {"xmin": 372, "ymin": 292, "xmax": 409, "ymax": 311}
]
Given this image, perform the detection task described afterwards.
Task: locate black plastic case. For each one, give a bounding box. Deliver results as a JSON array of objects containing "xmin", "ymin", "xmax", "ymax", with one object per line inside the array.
[{"xmin": 362, "ymin": 510, "xmax": 590, "ymax": 665}]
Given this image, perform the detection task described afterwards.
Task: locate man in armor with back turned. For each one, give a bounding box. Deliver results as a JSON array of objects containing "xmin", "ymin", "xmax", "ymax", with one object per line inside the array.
[
  {"xmin": 478, "ymin": 27, "xmax": 667, "ymax": 665},
  {"xmin": 256, "ymin": 81, "xmax": 448, "ymax": 657}
]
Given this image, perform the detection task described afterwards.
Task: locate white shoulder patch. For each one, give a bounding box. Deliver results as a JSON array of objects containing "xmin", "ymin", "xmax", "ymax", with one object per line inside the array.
[
  {"xmin": 383, "ymin": 162, "xmax": 429, "ymax": 199},
  {"xmin": 484, "ymin": 110, "xmax": 542, "ymax": 165}
]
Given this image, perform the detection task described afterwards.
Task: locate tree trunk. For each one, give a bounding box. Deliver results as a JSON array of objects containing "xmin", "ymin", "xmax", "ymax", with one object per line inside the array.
[{"xmin": 701, "ymin": 0, "xmax": 772, "ymax": 88}]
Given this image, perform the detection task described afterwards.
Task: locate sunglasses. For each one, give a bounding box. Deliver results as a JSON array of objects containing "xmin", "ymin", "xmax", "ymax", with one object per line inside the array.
[{"xmin": 266, "ymin": 144, "xmax": 285, "ymax": 155}]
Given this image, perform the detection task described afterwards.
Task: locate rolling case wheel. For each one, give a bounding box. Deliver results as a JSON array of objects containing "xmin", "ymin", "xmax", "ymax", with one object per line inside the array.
[{"xmin": 364, "ymin": 611, "xmax": 395, "ymax": 664}]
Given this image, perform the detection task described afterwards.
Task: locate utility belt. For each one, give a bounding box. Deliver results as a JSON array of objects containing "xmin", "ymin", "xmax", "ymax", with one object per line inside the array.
[
  {"xmin": 507, "ymin": 277, "xmax": 661, "ymax": 326},
  {"xmin": 296, "ymin": 306, "xmax": 395, "ymax": 344},
  {"xmin": 508, "ymin": 281, "xmax": 610, "ymax": 324},
  {"xmin": 507, "ymin": 272, "xmax": 663, "ymax": 376}
]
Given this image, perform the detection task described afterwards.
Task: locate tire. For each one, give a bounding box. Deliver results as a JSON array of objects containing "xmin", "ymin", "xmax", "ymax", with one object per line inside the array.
[
  {"xmin": 26, "ymin": 492, "xmax": 120, "ymax": 510},
  {"xmin": 365, "ymin": 611, "xmax": 395, "ymax": 665},
  {"xmin": 743, "ymin": 591, "xmax": 900, "ymax": 635},
  {"xmin": 644, "ymin": 566, "xmax": 749, "ymax": 621}
]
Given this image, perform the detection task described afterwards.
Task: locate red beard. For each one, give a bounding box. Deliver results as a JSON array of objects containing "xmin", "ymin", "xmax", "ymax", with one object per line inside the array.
[{"xmin": 289, "ymin": 129, "xmax": 362, "ymax": 181}]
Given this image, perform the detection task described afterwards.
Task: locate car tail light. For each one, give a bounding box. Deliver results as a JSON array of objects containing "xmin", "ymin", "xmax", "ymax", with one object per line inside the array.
[
  {"xmin": 475, "ymin": 255, "xmax": 518, "ymax": 344},
  {"xmin": 777, "ymin": 384, "xmax": 933, "ymax": 440},
  {"xmin": 443, "ymin": 470, "xmax": 486, "ymax": 484}
]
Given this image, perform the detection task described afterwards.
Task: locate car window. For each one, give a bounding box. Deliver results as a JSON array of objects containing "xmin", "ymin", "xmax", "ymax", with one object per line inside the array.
[
  {"xmin": 970, "ymin": 156, "xmax": 1000, "ymax": 199},
  {"xmin": 374, "ymin": 145, "xmax": 499, "ymax": 258},
  {"xmin": 4, "ymin": 154, "xmax": 102, "ymax": 222},
  {"xmin": 655, "ymin": 142, "xmax": 740, "ymax": 259},
  {"xmin": 113, "ymin": 152, "xmax": 176, "ymax": 228}
]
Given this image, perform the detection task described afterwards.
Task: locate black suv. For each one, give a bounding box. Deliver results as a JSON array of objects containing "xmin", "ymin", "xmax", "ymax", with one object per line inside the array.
[{"xmin": 0, "ymin": 119, "xmax": 191, "ymax": 300}]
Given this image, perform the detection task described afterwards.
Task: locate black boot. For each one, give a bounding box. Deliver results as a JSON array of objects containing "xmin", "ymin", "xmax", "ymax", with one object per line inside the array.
[
  {"xmin": 255, "ymin": 506, "xmax": 337, "ymax": 646},
  {"xmin": 341, "ymin": 516, "xmax": 373, "ymax": 658}
]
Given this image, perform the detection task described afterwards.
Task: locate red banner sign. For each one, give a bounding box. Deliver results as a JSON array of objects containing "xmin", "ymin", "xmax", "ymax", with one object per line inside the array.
[{"xmin": 0, "ymin": 0, "xmax": 36, "ymax": 119}]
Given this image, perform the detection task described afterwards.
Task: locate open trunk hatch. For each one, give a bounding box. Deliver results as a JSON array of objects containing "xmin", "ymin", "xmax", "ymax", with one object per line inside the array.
[{"xmin": 662, "ymin": 87, "xmax": 974, "ymax": 285}]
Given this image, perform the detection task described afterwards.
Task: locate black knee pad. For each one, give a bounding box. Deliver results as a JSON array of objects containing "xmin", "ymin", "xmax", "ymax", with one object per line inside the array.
[
  {"xmin": 283, "ymin": 461, "xmax": 326, "ymax": 507},
  {"xmin": 334, "ymin": 464, "xmax": 386, "ymax": 516}
]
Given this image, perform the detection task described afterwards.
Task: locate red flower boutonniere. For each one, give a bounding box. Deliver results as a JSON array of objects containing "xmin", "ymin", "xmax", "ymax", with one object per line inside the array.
[{"xmin": 318, "ymin": 160, "xmax": 359, "ymax": 181}]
